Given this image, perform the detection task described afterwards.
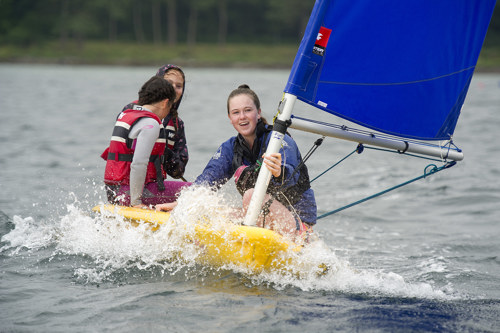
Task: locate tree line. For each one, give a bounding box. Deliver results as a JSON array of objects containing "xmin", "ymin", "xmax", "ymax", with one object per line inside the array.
[
  {"xmin": 0, "ymin": 0, "xmax": 498, "ymax": 48},
  {"xmin": 0, "ymin": 0, "xmax": 314, "ymax": 48}
]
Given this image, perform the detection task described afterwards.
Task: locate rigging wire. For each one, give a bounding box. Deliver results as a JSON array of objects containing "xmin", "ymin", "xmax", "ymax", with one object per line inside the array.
[{"xmin": 310, "ymin": 144, "xmax": 363, "ymax": 183}]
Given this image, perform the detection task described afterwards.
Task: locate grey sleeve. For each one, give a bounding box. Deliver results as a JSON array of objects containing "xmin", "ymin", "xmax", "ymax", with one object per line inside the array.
[{"xmin": 128, "ymin": 118, "xmax": 161, "ymax": 206}]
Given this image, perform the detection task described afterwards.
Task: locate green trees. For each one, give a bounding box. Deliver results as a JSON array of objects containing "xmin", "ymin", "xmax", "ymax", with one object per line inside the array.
[
  {"xmin": 0, "ymin": 0, "xmax": 497, "ymax": 68},
  {"xmin": 0, "ymin": 0, "xmax": 315, "ymax": 47}
]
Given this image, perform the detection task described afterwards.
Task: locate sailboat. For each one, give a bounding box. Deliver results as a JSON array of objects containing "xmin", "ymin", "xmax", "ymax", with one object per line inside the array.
[
  {"xmin": 94, "ymin": 0, "xmax": 496, "ymax": 274},
  {"xmin": 245, "ymin": 0, "xmax": 496, "ymax": 226}
]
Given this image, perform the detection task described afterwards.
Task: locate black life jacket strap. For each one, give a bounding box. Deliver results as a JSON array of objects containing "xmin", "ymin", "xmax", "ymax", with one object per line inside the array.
[
  {"xmin": 150, "ymin": 155, "xmax": 165, "ymax": 191},
  {"xmin": 107, "ymin": 152, "xmax": 133, "ymax": 162}
]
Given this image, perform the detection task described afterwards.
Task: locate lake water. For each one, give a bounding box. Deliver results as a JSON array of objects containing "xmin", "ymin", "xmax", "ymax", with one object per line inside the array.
[{"xmin": 1, "ymin": 64, "xmax": 499, "ymax": 332}]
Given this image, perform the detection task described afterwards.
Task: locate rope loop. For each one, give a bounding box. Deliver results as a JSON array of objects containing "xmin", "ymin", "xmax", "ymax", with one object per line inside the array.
[{"xmin": 424, "ymin": 164, "xmax": 438, "ymax": 177}]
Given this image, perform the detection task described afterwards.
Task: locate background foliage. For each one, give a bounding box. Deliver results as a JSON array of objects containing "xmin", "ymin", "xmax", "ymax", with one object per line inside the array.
[
  {"xmin": 0, "ymin": 0, "xmax": 316, "ymax": 46},
  {"xmin": 0, "ymin": 0, "xmax": 498, "ymax": 68}
]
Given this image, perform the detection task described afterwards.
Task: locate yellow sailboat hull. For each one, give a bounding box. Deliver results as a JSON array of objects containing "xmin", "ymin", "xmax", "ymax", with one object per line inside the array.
[{"xmin": 92, "ymin": 204, "xmax": 303, "ymax": 273}]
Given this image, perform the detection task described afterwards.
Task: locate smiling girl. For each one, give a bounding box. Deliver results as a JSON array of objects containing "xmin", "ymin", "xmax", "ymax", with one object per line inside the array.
[{"xmin": 157, "ymin": 84, "xmax": 317, "ymax": 241}]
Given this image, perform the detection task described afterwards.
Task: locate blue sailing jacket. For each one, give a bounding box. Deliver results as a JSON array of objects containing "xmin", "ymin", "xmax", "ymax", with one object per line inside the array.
[{"xmin": 195, "ymin": 127, "xmax": 317, "ymax": 224}]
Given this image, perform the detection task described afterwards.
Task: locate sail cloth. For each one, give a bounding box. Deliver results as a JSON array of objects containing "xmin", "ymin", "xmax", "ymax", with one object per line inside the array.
[{"xmin": 285, "ymin": 0, "xmax": 496, "ymax": 141}]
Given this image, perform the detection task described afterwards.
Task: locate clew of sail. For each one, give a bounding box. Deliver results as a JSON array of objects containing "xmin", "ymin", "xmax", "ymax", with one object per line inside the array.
[{"xmin": 244, "ymin": 0, "xmax": 496, "ymax": 226}]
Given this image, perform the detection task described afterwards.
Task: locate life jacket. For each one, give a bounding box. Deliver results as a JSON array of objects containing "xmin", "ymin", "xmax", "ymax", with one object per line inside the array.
[
  {"xmin": 121, "ymin": 101, "xmax": 185, "ymax": 178},
  {"xmin": 101, "ymin": 107, "xmax": 167, "ymax": 191},
  {"xmin": 232, "ymin": 122, "xmax": 311, "ymax": 206},
  {"xmin": 123, "ymin": 100, "xmax": 178, "ymax": 145},
  {"xmin": 163, "ymin": 113, "xmax": 177, "ymax": 151}
]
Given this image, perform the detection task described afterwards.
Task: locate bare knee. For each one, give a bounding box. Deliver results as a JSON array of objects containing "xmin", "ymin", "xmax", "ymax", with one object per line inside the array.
[{"xmin": 242, "ymin": 188, "xmax": 254, "ymax": 207}]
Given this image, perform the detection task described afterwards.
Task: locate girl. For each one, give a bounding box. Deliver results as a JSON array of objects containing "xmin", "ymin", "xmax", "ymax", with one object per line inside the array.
[{"xmin": 157, "ymin": 85, "xmax": 316, "ymax": 240}]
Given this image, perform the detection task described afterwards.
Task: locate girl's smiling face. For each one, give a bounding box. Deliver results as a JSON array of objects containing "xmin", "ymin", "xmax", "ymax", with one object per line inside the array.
[
  {"xmin": 163, "ymin": 69, "xmax": 184, "ymax": 103},
  {"xmin": 228, "ymin": 94, "xmax": 261, "ymax": 145}
]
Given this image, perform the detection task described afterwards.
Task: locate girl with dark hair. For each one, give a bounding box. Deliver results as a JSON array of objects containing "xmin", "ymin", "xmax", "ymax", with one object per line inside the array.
[
  {"xmin": 101, "ymin": 77, "xmax": 189, "ymax": 208},
  {"xmin": 122, "ymin": 64, "xmax": 189, "ymax": 180}
]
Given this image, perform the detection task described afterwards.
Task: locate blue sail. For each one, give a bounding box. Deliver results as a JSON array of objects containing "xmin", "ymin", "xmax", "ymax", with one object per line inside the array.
[{"xmin": 285, "ymin": 0, "xmax": 496, "ymax": 140}]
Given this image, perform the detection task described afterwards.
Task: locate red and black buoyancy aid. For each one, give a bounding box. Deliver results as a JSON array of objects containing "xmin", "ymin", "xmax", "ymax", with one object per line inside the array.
[
  {"xmin": 101, "ymin": 108, "xmax": 167, "ymax": 191},
  {"xmin": 123, "ymin": 100, "xmax": 176, "ymax": 151},
  {"xmin": 163, "ymin": 113, "xmax": 177, "ymax": 152}
]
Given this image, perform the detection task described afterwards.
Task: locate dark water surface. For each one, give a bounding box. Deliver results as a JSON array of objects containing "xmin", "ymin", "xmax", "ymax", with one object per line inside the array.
[{"xmin": 1, "ymin": 64, "xmax": 499, "ymax": 332}]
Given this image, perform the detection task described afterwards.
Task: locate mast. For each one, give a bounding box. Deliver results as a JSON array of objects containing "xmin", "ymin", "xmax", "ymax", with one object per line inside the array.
[{"xmin": 243, "ymin": 94, "xmax": 297, "ymax": 226}]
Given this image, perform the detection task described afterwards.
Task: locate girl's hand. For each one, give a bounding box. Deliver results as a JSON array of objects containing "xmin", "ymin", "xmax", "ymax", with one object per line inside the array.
[
  {"xmin": 263, "ymin": 153, "xmax": 282, "ymax": 178},
  {"xmin": 133, "ymin": 204, "xmax": 152, "ymax": 210},
  {"xmin": 155, "ymin": 202, "xmax": 178, "ymax": 211}
]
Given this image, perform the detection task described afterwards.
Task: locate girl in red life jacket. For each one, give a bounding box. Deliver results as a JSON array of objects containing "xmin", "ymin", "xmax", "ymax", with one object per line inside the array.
[
  {"xmin": 102, "ymin": 76, "xmax": 190, "ymax": 208},
  {"xmin": 122, "ymin": 64, "xmax": 189, "ymax": 181}
]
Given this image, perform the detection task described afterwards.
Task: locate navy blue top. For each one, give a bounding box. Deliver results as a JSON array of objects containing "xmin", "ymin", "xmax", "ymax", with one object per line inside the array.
[{"xmin": 195, "ymin": 130, "xmax": 317, "ymax": 224}]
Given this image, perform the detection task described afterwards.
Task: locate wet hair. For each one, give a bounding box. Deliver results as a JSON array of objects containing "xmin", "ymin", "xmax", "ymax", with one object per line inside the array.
[
  {"xmin": 155, "ymin": 64, "xmax": 185, "ymax": 131},
  {"xmin": 227, "ymin": 84, "xmax": 268, "ymax": 124},
  {"xmin": 138, "ymin": 76, "xmax": 176, "ymax": 106}
]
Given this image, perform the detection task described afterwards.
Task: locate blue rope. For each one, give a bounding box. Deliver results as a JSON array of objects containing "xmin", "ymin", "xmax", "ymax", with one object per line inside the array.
[
  {"xmin": 311, "ymin": 145, "xmax": 363, "ymax": 183},
  {"xmin": 316, "ymin": 161, "xmax": 456, "ymax": 220},
  {"xmin": 310, "ymin": 150, "xmax": 356, "ymax": 183}
]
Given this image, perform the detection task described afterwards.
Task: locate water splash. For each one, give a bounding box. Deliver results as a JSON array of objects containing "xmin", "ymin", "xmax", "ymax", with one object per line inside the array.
[
  {"xmin": 0, "ymin": 186, "xmax": 459, "ymax": 299},
  {"xmin": 1, "ymin": 215, "xmax": 56, "ymax": 255}
]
